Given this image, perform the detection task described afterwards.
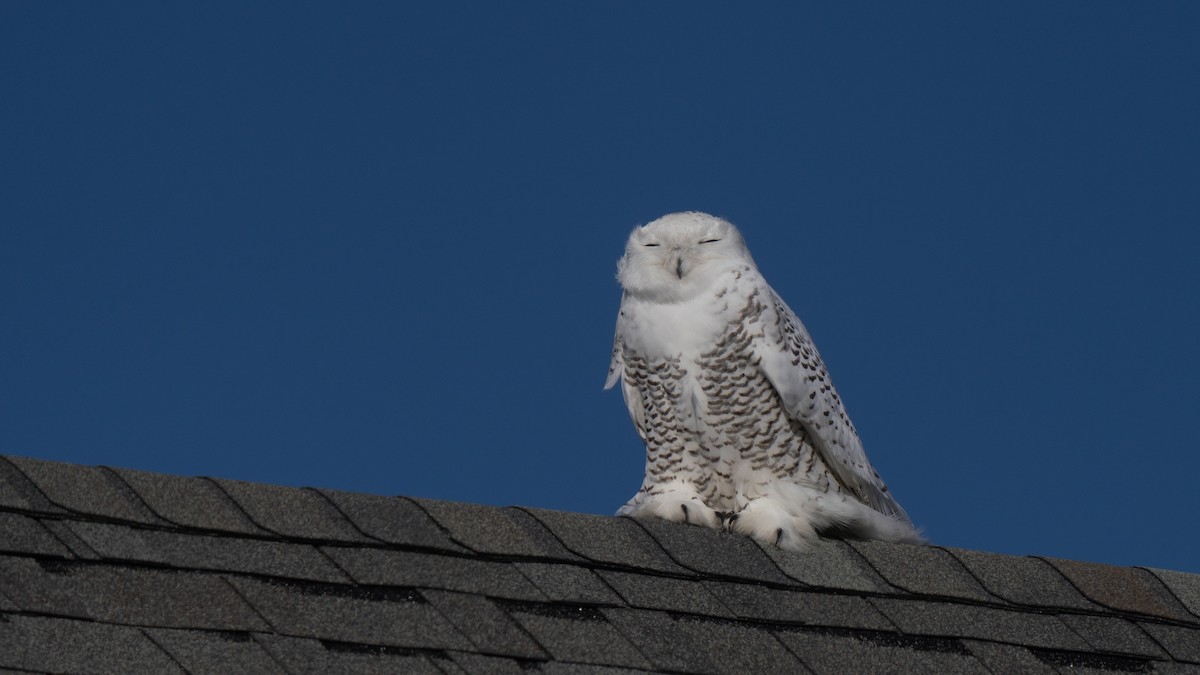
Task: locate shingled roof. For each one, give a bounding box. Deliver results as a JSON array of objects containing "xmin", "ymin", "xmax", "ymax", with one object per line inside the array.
[{"xmin": 1, "ymin": 454, "xmax": 1198, "ymax": 674}]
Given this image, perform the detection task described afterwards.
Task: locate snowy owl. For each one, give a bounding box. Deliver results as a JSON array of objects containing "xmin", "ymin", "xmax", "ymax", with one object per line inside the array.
[{"xmin": 606, "ymin": 212, "xmax": 923, "ymax": 550}]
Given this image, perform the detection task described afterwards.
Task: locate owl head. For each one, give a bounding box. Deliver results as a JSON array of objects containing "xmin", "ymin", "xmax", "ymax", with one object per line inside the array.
[{"xmin": 616, "ymin": 212, "xmax": 756, "ymax": 302}]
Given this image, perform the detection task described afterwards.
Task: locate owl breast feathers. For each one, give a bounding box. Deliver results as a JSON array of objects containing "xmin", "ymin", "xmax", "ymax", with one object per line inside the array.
[{"xmin": 606, "ymin": 211, "xmax": 923, "ymax": 550}]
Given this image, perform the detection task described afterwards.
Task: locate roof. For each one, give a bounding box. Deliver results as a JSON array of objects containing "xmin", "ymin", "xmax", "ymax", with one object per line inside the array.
[{"xmin": 1, "ymin": 454, "xmax": 1198, "ymax": 674}]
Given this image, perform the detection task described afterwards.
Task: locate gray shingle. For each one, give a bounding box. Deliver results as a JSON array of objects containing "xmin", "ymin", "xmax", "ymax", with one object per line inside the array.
[
  {"xmin": 113, "ymin": 468, "xmax": 268, "ymax": 535},
  {"xmin": 411, "ymin": 498, "xmax": 558, "ymax": 558},
  {"xmin": 598, "ymin": 570, "xmax": 732, "ymax": 617},
  {"xmin": 38, "ymin": 518, "xmax": 101, "ymax": 559},
  {"xmin": 778, "ymin": 630, "xmax": 989, "ymax": 675},
  {"xmin": 1139, "ymin": 622, "xmax": 1200, "ymax": 663},
  {"xmin": 2, "ymin": 559, "xmax": 268, "ymax": 630},
  {"xmin": 1040, "ymin": 557, "xmax": 1194, "ymax": 622},
  {"xmin": 515, "ymin": 562, "xmax": 624, "ymax": 605},
  {"xmin": 673, "ymin": 616, "xmax": 811, "ymax": 674},
  {"xmin": 539, "ymin": 664, "xmax": 658, "ymax": 675},
  {"xmin": 448, "ymin": 651, "xmax": 530, "ymax": 675},
  {"xmin": 1142, "ymin": 567, "xmax": 1200, "ymax": 621},
  {"xmin": 604, "ymin": 608, "xmax": 805, "ymax": 674},
  {"xmin": 66, "ymin": 520, "xmax": 351, "ymax": 583},
  {"xmin": 6, "ymin": 456, "xmax": 163, "ymax": 525},
  {"xmin": 0, "ymin": 456, "xmax": 63, "ymax": 512},
  {"xmin": 521, "ymin": 508, "xmax": 690, "ymax": 575},
  {"xmin": 255, "ymin": 633, "xmax": 446, "ymax": 675},
  {"xmin": 631, "ymin": 517, "xmax": 794, "ymax": 585},
  {"xmin": 508, "ymin": 606, "xmax": 652, "ymax": 670},
  {"xmin": 705, "ymin": 582, "xmax": 894, "ymax": 631},
  {"xmin": 6, "ymin": 453, "xmax": 1200, "ymax": 675},
  {"xmin": 423, "ymin": 590, "xmax": 548, "ymax": 660},
  {"xmin": 0, "ymin": 614, "xmax": 186, "ymax": 674},
  {"xmin": 252, "ymin": 634, "xmax": 336, "ymax": 675},
  {"xmin": 1029, "ymin": 647, "xmax": 1161, "ymax": 674},
  {"xmin": 849, "ymin": 540, "xmax": 993, "ymax": 602},
  {"xmin": 323, "ymin": 546, "xmax": 546, "ymax": 601},
  {"xmin": 0, "ymin": 557, "xmax": 92, "ymax": 619},
  {"xmin": 0, "ymin": 512, "xmax": 72, "ymax": 558},
  {"xmin": 502, "ymin": 507, "xmax": 590, "ymax": 563},
  {"xmin": 759, "ymin": 538, "xmax": 892, "ymax": 593},
  {"xmin": 943, "ymin": 547, "xmax": 1098, "ymax": 610},
  {"xmin": 211, "ymin": 479, "xmax": 371, "ymax": 543},
  {"xmin": 961, "ymin": 640, "xmax": 1057, "ymax": 675},
  {"xmin": 0, "ymin": 587, "xmax": 17, "ymax": 611},
  {"xmin": 146, "ymin": 628, "xmax": 287, "ymax": 674},
  {"xmin": 317, "ymin": 487, "xmax": 469, "ymax": 553},
  {"xmin": 228, "ymin": 576, "xmax": 471, "ymax": 650},
  {"xmin": 870, "ymin": 597, "xmax": 1091, "ymax": 651},
  {"xmin": 1058, "ymin": 614, "xmax": 1167, "ymax": 659}
]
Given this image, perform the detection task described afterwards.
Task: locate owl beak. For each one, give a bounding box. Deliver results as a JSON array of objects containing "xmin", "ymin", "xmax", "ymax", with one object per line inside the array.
[{"xmin": 675, "ymin": 256, "xmax": 684, "ymax": 279}]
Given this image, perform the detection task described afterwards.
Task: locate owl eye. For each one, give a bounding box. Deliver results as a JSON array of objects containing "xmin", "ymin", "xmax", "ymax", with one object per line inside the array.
[
  {"xmin": 700, "ymin": 238, "xmax": 721, "ymax": 244},
  {"xmin": 644, "ymin": 243, "xmax": 660, "ymax": 247}
]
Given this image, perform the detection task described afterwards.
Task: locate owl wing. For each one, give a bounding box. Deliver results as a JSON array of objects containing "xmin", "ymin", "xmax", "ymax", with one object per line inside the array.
[
  {"xmin": 604, "ymin": 295, "xmax": 646, "ymax": 435},
  {"xmin": 752, "ymin": 282, "xmax": 912, "ymax": 522}
]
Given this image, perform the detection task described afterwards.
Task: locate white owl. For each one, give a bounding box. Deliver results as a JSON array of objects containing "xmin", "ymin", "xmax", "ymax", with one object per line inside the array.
[{"xmin": 606, "ymin": 212, "xmax": 923, "ymax": 550}]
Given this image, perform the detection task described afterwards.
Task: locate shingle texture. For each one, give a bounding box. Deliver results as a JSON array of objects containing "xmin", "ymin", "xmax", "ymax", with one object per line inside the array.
[{"xmin": 1, "ymin": 453, "xmax": 1198, "ymax": 674}]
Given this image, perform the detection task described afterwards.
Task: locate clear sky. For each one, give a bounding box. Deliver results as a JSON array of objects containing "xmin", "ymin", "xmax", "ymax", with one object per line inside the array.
[{"xmin": 2, "ymin": 3, "xmax": 1198, "ymax": 573}]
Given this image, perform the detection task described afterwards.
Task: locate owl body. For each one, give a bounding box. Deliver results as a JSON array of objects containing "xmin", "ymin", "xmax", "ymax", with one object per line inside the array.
[{"xmin": 606, "ymin": 212, "xmax": 923, "ymax": 549}]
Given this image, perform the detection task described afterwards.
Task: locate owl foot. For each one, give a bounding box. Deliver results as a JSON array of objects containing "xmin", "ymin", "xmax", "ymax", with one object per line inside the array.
[
  {"xmin": 728, "ymin": 497, "xmax": 817, "ymax": 551},
  {"xmin": 625, "ymin": 492, "xmax": 721, "ymax": 529}
]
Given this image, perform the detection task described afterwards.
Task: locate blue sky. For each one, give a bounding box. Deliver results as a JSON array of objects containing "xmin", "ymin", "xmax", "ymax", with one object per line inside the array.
[{"xmin": 2, "ymin": 3, "xmax": 1198, "ymax": 573}]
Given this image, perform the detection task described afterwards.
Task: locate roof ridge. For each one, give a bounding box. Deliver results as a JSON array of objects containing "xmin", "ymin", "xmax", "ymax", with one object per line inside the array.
[{"xmin": 2, "ymin": 453, "xmax": 1198, "ymax": 673}]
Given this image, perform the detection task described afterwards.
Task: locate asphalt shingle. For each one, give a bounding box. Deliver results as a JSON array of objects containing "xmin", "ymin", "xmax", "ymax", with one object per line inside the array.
[
  {"xmin": 1143, "ymin": 567, "xmax": 1200, "ymax": 621},
  {"xmin": 599, "ymin": 570, "xmax": 733, "ymax": 617},
  {"xmin": 508, "ymin": 606, "xmax": 652, "ymax": 670},
  {"xmin": 146, "ymin": 628, "xmax": 287, "ymax": 675},
  {"xmin": 251, "ymin": 634, "xmax": 339, "ymax": 675},
  {"xmin": 523, "ymin": 508, "xmax": 690, "ymax": 575},
  {"xmin": 1138, "ymin": 622, "xmax": 1200, "ymax": 663},
  {"xmin": 960, "ymin": 640, "xmax": 1057, "ymax": 675},
  {"xmin": 323, "ymin": 546, "xmax": 547, "ymax": 601},
  {"xmin": 66, "ymin": 520, "xmax": 351, "ymax": 583},
  {"xmin": 38, "ymin": 518, "xmax": 101, "ymax": 559},
  {"xmin": 211, "ymin": 479, "xmax": 371, "ymax": 543},
  {"xmin": 515, "ymin": 562, "xmax": 624, "ymax": 605},
  {"xmin": 604, "ymin": 608, "xmax": 806, "ymax": 674},
  {"xmin": 0, "ymin": 614, "xmax": 186, "ymax": 675},
  {"xmin": 0, "ymin": 556, "xmax": 93, "ymax": 618},
  {"xmin": 317, "ymin": 487, "xmax": 469, "ymax": 553},
  {"xmin": 631, "ymin": 516, "xmax": 794, "ymax": 585},
  {"xmin": 502, "ymin": 506, "xmax": 590, "ymax": 563},
  {"xmin": 758, "ymin": 538, "xmax": 893, "ymax": 593},
  {"xmin": 0, "ymin": 456, "xmax": 63, "ymax": 512},
  {"xmin": 849, "ymin": 540, "xmax": 994, "ymax": 602},
  {"xmin": 227, "ymin": 576, "xmax": 471, "ymax": 650},
  {"xmin": 704, "ymin": 582, "xmax": 894, "ymax": 631},
  {"xmin": 0, "ymin": 511, "xmax": 73, "ymax": 558},
  {"xmin": 0, "ymin": 556, "xmax": 266, "ymax": 630},
  {"xmin": 1041, "ymin": 557, "xmax": 1194, "ymax": 622},
  {"xmin": 6, "ymin": 455, "xmax": 163, "ymax": 525},
  {"xmin": 5, "ymin": 454, "xmax": 1200, "ymax": 675},
  {"xmin": 1058, "ymin": 614, "xmax": 1167, "ymax": 659},
  {"xmin": 777, "ymin": 630, "xmax": 989, "ymax": 675},
  {"xmin": 255, "ymin": 633, "xmax": 446, "ymax": 675},
  {"xmin": 943, "ymin": 547, "xmax": 1098, "ymax": 610},
  {"xmin": 870, "ymin": 597, "xmax": 1092, "ymax": 651},
  {"xmin": 447, "ymin": 651, "xmax": 530, "ymax": 675},
  {"xmin": 424, "ymin": 590, "xmax": 548, "ymax": 660},
  {"xmin": 411, "ymin": 497, "xmax": 559, "ymax": 558},
  {"xmin": 113, "ymin": 468, "xmax": 268, "ymax": 535}
]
